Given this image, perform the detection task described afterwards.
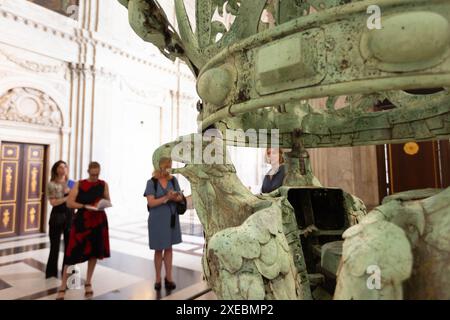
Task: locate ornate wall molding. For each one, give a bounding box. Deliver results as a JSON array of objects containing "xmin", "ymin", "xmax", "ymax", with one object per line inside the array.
[
  {"xmin": 68, "ymin": 63, "xmax": 195, "ymax": 101},
  {"xmin": 0, "ymin": 7, "xmax": 195, "ymax": 81},
  {"xmin": 0, "ymin": 49, "xmax": 67, "ymax": 74},
  {"xmin": 172, "ymin": 91, "xmax": 199, "ymax": 103},
  {"xmin": 0, "ymin": 87, "xmax": 63, "ymax": 127}
]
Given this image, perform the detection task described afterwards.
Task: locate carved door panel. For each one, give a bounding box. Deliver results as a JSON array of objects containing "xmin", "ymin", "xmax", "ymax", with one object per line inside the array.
[
  {"xmin": 19, "ymin": 144, "xmax": 45, "ymax": 235},
  {"xmin": 0, "ymin": 142, "xmax": 46, "ymax": 238},
  {"xmin": 0, "ymin": 143, "xmax": 21, "ymax": 237}
]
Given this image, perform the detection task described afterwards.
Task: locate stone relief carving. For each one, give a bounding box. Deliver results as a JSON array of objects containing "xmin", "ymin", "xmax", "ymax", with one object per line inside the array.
[{"xmin": 0, "ymin": 87, "xmax": 63, "ymax": 127}]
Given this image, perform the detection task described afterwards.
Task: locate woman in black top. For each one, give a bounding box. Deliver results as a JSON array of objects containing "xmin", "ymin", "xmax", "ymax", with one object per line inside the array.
[
  {"xmin": 261, "ymin": 148, "xmax": 285, "ymax": 193},
  {"xmin": 45, "ymin": 161, "xmax": 73, "ymax": 278}
]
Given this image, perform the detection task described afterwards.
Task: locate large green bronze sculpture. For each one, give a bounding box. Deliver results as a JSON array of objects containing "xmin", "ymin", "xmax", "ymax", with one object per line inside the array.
[{"xmin": 119, "ymin": 0, "xmax": 450, "ymax": 299}]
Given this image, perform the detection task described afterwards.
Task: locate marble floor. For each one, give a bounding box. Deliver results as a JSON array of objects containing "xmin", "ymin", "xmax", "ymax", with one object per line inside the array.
[{"xmin": 0, "ymin": 219, "xmax": 208, "ymax": 300}]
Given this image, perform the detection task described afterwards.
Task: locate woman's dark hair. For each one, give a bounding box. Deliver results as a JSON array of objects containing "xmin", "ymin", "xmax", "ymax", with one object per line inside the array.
[
  {"xmin": 88, "ymin": 161, "xmax": 101, "ymax": 171},
  {"xmin": 50, "ymin": 160, "xmax": 68, "ymax": 182}
]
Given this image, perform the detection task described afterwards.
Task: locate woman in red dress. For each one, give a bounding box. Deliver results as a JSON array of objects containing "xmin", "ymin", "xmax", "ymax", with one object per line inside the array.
[{"xmin": 56, "ymin": 161, "xmax": 111, "ymax": 300}]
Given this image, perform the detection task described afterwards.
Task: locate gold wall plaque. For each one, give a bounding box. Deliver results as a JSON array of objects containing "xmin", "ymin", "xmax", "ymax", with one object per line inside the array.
[{"xmin": 404, "ymin": 142, "xmax": 420, "ymax": 155}]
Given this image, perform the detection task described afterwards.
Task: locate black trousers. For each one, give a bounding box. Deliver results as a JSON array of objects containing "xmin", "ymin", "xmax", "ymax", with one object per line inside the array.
[{"xmin": 45, "ymin": 204, "xmax": 72, "ymax": 278}]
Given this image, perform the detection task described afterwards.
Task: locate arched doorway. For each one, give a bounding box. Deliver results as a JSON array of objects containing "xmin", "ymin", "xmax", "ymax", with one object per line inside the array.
[{"xmin": 0, "ymin": 87, "xmax": 65, "ymax": 238}]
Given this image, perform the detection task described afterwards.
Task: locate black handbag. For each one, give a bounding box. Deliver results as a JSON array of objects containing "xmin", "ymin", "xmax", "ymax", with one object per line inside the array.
[
  {"xmin": 151, "ymin": 178, "xmax": 187, "ymax": 215},
  {"xmin": 175, "ymin": 194, "xmax": 187, "ymax": 215}
]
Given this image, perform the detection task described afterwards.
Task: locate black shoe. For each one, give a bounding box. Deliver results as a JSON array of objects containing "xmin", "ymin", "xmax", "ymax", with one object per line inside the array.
[
  {"xmin": 154, "ymin": 282, "xmax": 162, "ymax": 290},
  {"xmin": 164, "ymin": 278, "xmax": 176, "ymax": 290}
]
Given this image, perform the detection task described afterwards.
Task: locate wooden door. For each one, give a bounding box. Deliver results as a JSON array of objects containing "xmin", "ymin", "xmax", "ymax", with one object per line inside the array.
[
  {"xmin": 377, "ymin": 140, "xmax": 450, "ymax": 201},
  {"xmin": 0, "ymin": 142, "xmax": 46, "ymax": 238},
  {"xmin": 20, "ymin": 144, "xmax": 46, "ymax": 235}
]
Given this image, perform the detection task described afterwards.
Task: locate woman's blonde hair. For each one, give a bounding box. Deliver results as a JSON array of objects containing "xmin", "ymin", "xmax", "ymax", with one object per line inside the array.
[{"xmin": 152, "ymin": 157, "xmax": 174, "ymax": 180}]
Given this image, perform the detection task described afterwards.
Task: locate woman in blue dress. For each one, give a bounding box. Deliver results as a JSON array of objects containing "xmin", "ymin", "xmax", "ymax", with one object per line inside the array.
[{"xmin": 144, "ymin": 157, "xmax": 183, "ymax": 290}]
